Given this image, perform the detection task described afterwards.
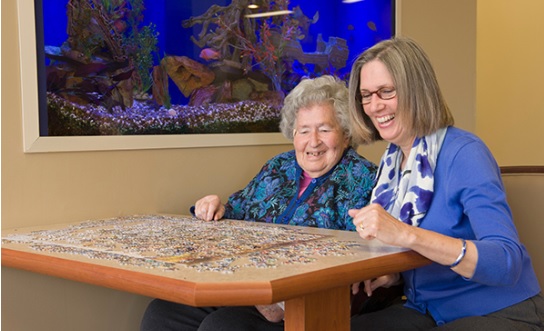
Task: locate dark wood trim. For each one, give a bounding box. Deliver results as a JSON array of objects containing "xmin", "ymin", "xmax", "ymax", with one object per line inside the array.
[{"xmin": 500, "ymin": 166, "xmax": 544, "ymax": 174}]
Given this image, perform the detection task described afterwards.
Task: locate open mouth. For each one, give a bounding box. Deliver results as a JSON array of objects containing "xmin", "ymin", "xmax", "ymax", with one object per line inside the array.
[
  {"xmin": 306, "ymin": 151, "xmax": 325, "ymax": 157},
  {"xmin": 377, "ymin": 114, "xmax": 395, "ymax": 124}
]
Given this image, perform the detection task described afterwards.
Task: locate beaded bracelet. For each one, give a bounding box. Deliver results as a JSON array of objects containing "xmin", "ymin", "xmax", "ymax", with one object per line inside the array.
[{"xmin": 449, "ymin": 239, "xmax": 467, "ymax": 268}]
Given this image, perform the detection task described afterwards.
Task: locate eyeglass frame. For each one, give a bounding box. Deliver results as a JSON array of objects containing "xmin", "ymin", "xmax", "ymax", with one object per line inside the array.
[{"xmin": 360, "ymin": 86, "xmax": 397, "ymax": 105}]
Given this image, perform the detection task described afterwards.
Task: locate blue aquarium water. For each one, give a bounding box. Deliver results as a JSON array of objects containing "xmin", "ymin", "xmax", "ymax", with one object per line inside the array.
[{"xmin": 38, "ymin": 0, "xmax": 393, "ymax": 136}]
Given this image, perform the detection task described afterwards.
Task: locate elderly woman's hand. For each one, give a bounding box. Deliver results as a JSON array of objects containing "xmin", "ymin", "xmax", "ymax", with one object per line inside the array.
[
  {"xmin": 194, "ymin": 195, "xmax": 225, "ymax": 221},
  {"xmin": 349, "ymin": 203, "xmax": 413, "ymax": 247}
]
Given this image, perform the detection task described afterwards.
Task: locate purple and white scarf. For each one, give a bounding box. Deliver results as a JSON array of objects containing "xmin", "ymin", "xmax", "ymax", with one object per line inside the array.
[{"xmin": 371, "ymin": 127, "xmax": 447, "ymax": 227}]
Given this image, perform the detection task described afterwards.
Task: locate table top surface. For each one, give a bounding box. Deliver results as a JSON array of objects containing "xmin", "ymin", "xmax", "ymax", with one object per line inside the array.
[{"xmin": 2, "ymin": 214, "xmax": 429, "ymax": 306}]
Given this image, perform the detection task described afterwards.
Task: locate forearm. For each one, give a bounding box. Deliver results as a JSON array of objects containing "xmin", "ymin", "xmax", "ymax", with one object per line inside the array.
[{"xmin": 405, "ymin": 226, "xmax": 477, "ymax": 278}]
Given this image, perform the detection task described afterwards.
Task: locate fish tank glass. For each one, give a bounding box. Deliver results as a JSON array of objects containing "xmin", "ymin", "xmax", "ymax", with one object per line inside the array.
[{"xmin": 36, "ymin": 0, "xmax": 395, "ymax": 136}]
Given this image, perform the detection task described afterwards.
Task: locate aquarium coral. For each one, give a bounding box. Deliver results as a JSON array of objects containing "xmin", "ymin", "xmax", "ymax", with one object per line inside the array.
[
  {"xmin": 183, "ymin": 0, "xmax": 322, "ymax": 92},
  {"xmin": 40, "ymin": 0, "xmax": 379, "ymax": 136},
  {"xmin": 45, "ymin": 0, "xmax": 158, "ymax": 109}
]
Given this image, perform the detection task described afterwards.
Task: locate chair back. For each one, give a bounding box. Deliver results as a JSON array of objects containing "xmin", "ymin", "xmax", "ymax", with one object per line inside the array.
[{"xmin": 501, "ymin": 166, "xmax": 544, "ymax": 289}]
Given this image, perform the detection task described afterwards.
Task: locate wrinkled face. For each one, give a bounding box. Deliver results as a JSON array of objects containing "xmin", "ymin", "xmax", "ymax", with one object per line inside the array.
[
  {"xmin": 293, "ymin": 103, "xmax": 349, "ymax": 178},
  {"xmin": 360, "ymin": 60, "xmax": 414, "ymax": 153}
]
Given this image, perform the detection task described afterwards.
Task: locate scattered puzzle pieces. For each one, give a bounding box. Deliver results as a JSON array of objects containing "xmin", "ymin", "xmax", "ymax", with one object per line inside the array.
[{"xmin": 2, "ymin": 215, "xmax": 362, "ymax": 274}]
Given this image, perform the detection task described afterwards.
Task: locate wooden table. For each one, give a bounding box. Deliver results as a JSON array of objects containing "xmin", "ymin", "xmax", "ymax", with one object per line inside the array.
[{"xmin": 1, "ymin": 215, "xmax": 430, "ymax": 330}]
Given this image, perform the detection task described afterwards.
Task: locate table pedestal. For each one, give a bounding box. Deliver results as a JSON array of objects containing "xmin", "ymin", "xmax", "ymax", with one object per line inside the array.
[{"xmin": 285, "ymin": 285, "xmax": 350, "ymax": 331}]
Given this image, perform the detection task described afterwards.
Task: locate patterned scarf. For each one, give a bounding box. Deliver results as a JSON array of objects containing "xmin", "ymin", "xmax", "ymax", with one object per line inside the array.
[{"xmin": 371, "ymin": 127, "xmax": 448, "ymax": 226}]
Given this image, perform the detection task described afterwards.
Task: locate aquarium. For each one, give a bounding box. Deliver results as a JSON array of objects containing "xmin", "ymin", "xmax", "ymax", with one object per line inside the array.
[{"xmin": 37, "ymin": 0, "xmax": 394, "ymax": 136}]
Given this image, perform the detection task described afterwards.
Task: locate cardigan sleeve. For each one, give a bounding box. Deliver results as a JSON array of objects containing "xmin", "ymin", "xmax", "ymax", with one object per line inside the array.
[{"xmin": 445, "ymin": 138, "xmax": 525, "ymax": 286}]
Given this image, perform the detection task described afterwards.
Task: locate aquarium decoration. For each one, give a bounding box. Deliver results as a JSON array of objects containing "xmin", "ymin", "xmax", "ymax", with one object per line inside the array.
[{"xmin": 38, "ymin": 0, "xmax": 394, "ymax": 136}]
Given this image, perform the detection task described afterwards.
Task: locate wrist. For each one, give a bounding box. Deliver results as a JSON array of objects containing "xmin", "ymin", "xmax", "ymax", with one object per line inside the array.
[{"xmin": 449, "ymin": 239, "xmax": 467, "ymax": 268}]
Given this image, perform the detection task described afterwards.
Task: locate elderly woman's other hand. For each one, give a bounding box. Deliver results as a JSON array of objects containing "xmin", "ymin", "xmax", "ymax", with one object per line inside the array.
[
  {"xmin": 194, "ymin": 195, "xmax": 225, "ymax": 221},
  {"xmin": 255, "ymin": 304, "xmax": 284, "ymax": 323}
]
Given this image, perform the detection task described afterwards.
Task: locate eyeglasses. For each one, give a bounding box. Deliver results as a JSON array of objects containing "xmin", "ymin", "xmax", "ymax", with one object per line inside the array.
[{"xmin": 360, "ymin": 87, "xmax": 396, "ymax": 105}]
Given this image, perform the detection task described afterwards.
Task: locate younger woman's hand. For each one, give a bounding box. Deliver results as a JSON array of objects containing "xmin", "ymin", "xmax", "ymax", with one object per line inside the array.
[{"xmin": 352, "ymin": 273, "xmax": 401, "ymax": 297}]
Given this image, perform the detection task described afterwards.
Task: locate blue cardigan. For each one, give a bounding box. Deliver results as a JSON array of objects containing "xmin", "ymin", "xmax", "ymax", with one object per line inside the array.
[
  {"xmin": 224, "ymin": 148, "xmax": 377, "ymax": 231},
  {"xmin": 402, "ymin": 127, "xmax": 541, "ymax": 325}
]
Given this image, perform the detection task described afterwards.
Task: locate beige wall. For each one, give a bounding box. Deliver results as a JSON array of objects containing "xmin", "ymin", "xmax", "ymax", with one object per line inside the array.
[
  {"xmin": 1, "ymin": 0, "xmax": 539, "ymax": 330},
  {"xmin": 398, "ymin": 0, "xmax": 477, "ymax": 134},
  {"xmin": 476, "ymin": 0, "xmax": 544, "ymax": 165}
]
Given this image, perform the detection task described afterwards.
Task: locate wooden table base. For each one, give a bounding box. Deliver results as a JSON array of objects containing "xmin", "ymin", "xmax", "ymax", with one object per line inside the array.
[{"xmin": 285, "ymin": 285, "xmax": 350, "ymax": 331}]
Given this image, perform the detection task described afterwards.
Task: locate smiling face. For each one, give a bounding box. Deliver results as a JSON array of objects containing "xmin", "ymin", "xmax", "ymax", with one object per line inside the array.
[
  {"xmin": 359, "ymin": 59, "xmax": 415, "ymax": 154},
  {"xmin": 293, "ymin": 103, "xmax": 349, "ymax": 178}
]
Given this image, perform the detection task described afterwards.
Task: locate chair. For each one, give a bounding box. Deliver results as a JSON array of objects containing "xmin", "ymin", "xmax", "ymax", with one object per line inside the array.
[{"xmin": 500, "ymin": 166, "xmax": 544, "ymax": 289}]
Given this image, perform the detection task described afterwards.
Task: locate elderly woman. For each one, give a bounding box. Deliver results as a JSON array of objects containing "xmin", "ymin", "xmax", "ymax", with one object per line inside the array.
[
  {"xmin": 347, "ymin": 37, "xmax": 543, "ymax": 330},
  {"xmin": 191, "ymin": 75, "xmax": 376, "ymax": 229},
  {"xmin": 141, "ymin": 75, "xmax": 378, "ymax": 331}
]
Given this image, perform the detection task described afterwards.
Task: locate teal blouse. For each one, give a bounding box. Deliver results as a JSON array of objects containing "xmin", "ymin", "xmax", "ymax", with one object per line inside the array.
[{"xmin": 224, "ymin": 148, "xmax": 377, "ymax": 231}]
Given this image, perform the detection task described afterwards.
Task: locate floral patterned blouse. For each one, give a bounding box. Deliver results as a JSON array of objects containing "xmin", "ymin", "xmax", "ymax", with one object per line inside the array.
[{"xmin": 224, "ymin": 148, "xmax": 377, "ymax": 231}]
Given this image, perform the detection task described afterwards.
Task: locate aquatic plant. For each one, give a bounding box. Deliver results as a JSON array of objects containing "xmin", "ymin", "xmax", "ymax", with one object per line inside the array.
[
  {"xmin": 120, "ymin": 0, "xmax": 159, "ymax": 96},
  {"xmin": 124, "ymin": 22, "xmax": 159, "ymax": 96}
]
